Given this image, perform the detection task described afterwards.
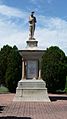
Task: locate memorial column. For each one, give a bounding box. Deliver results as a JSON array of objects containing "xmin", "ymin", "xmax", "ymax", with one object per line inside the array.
[
  {"xmin": 38, "ymin": 60, "xmax": 41, "ymax": 79},
  {"xmin": 22, "ymin": 58, "xmax": 25, "ymax": 79}
]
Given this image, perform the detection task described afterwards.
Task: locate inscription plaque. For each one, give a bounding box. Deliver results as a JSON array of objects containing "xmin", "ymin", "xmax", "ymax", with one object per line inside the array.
[{"xmin": 26, "ymin": 60, "xmax": 38, "ymax": 79}]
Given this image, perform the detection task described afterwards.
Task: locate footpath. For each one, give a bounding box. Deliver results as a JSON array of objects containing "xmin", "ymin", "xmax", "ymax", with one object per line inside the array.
[{"xmin": 0, "ymin": 93, "xmax": 67, "ymax": 119}]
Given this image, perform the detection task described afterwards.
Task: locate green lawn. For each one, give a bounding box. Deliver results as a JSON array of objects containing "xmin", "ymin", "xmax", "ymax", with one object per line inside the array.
[{"xmin": 0, "ymin": 86, "xmax": 9, "ymax": 94}]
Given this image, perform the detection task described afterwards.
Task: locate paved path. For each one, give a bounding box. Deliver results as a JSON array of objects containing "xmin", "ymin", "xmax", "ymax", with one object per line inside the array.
[{"xmin": 0, "ymin": 94, "xmax": 67, "ymax": 119}]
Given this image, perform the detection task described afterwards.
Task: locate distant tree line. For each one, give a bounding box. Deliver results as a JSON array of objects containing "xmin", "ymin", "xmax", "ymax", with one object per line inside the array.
[
  {"xmin": 0, "ymin": 45, "xmax": 67, "ymax": 93},
  {"xmin": 0, "ymin": 45, "xmax": 22, "ymax": 92}
]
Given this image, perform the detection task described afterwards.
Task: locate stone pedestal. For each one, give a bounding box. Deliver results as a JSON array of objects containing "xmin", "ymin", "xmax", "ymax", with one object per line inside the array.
[
  {"xmin": 14, "ymin": 37, "xmax": 50, "ymax": 102},
  {"xmin": 13, "ymin": 79, "xmax": 50, "ymax": 102}
]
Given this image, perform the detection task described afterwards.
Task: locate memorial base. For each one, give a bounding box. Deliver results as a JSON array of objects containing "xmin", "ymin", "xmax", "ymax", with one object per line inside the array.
[{"xmin": 13, "ymin": 79, "xmax": 50, "ymax": 102}]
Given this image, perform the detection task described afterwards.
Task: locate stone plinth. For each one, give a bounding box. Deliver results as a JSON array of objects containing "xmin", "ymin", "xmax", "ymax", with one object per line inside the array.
[
  {"xmin": 26, "ymin": 38, "xmax": 38, "ymax": 47},
  {"xmin": 13, "ymin": 79, "xmax": 50, "ymax": 102}
]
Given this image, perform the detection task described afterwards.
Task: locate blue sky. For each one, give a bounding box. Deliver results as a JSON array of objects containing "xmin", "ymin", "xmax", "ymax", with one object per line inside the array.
[{"xmin": 0, "ymin": 0, "xmax": 67, "ymax": 55}]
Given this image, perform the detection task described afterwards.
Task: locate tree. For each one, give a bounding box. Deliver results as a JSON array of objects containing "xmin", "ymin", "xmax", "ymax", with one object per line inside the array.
[
  {"xmin": 0, "ymin": 45, "xmax": 12, "ymax": 85},
  {"xmin": 0, "ymin": 45, "xmax": 22, "ymax": 92},
  {"xmin": 5, "ymin": 46, "xmax": 22, "ymax": 92},
  {"xmin": 41, "ymin": 46, "xmax": 67, "ymax": 92},
  {"xmin": 65, "ymin": 56, "xmax": 67, "ymax": 75}
]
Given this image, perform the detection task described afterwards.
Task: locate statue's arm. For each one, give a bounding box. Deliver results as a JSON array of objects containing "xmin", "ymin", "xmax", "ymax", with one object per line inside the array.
[{"xmin": 34, "ymin": 17, "xmax": 36, "ymax": 23}]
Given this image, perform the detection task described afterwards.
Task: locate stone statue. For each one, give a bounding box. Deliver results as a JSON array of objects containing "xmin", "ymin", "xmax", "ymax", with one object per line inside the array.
[{"xmin": 29, "ymin": 12, "xmax": 36, "ymax": 39}]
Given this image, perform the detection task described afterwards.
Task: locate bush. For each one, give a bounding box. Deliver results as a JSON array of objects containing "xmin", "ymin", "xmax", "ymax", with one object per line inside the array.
[{"xmin": 0, "ymin": 85, "xmax": 9, "ymax": 93}]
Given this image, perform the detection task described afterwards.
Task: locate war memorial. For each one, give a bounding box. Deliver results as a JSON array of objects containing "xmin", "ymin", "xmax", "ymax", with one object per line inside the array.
[{"xmin": 14, "ymin": 12, "xmax": 50, "ymax": 102}]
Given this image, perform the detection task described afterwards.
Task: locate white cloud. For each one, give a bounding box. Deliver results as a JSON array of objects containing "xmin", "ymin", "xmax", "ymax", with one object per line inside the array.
[
  {"xmin": 36, "ymin": 28, "xmax": 67, "ymax": 52},
  {"xmin": 0, "ymin": 17, "xmax": 28, "ymax": 49},
  {"xmin": 0, "ymin": 5, "xmax": 27, "ymax": 18},
  {"xmin": 0, "ymin": 30, "xmax": 28, "ymax": 49},
  {"xmin": 38, "ymin": 15, "xmax": 67, "ymax": 31},
  {"xmin": 0, "ymin": 4, "xmax": 67, "ymax": 55},
  {"xmin": 36, "ymin": 16, "xmax": 67, "ymax": 55}
]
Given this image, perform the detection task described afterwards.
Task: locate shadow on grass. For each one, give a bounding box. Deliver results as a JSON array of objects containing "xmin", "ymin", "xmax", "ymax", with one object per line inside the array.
[
  {"xmin": 49, "ymin": 95, "xmax": 67, "ymax": 101},
  {"xmin": 0, "ymin": 117, "xmax": 32, "ymax": 119}
]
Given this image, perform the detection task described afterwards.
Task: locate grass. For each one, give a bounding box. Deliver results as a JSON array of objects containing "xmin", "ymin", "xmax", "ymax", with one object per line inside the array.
[{"xmin": 0, "ymin": 85, "xmax": 9, "ymax": 94}]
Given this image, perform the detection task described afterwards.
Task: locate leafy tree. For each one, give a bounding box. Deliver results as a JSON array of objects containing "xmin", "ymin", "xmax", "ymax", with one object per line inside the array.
[
  {"xmin": 41, "ymin": 46, "xmax": 67, "ymax": 92},
  {"xmin": 0, "ymin": 45, "xmax": 12, "ymax": 85},
  {"xmin": 65, "ymin": 56, "xmax": 67, "ymax": 74},
  {"xmin": 0, "ymin": 45, "xmax": 22, "ymax": 92},
  {"xmin": 5, "ymin": 46, "xmax": 22, "ymax": 92}
]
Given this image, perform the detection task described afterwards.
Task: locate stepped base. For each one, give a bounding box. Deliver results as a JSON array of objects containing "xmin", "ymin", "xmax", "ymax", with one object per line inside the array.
[{"xmin": 13, "ymin": 79, "xmax": 50, "ymax": 102}]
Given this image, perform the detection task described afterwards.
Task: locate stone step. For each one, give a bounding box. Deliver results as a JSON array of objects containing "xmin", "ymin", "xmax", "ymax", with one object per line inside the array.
[
  {"xmin": 14, "ymin": 79, "xmax": 50, "ymax": 102},
  {"xmin": 18, "ymin": 79, "xmax": 46, "ymax": 89}
]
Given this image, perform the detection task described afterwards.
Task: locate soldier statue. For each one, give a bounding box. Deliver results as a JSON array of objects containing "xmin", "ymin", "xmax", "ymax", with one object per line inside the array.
[{"xmin": 29, "ymin": 12, "xmax": 36, "ymax": 39}]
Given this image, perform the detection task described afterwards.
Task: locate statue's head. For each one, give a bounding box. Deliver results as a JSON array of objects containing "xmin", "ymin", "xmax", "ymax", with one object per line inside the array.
[
  {"xmin": 32, "ymin": 11, "xmax": 34, "ymax": 14},
  {"xmin": 31, "ymin": 11, "xmax": 35, "ymax": 16}
]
